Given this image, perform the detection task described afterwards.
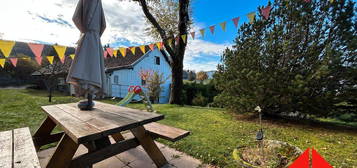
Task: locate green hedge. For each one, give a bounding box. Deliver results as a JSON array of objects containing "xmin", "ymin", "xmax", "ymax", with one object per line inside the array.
[{"xmin": 182, "ymin": 81, "xmax": 218, "ymax": 106}]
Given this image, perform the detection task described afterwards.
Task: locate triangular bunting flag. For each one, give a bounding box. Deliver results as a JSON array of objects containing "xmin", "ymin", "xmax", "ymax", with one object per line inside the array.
[
  {"xmin": 312, "ymin": 148, "xmax": 333, "ymax": 168},
  {"xmin": 149, "ymin": 44, "xmax": 155, "ymax": 51},
  {"xmin": 53, "ymin": 45, "xmax": 66, "ymax": 63},
  {"xmin": 106, "ymin": 48, "xmax": 113, "ymax": 57},
  {"xmin": 0, "ymin": 59, "xmax": 5, "ymax": 68},
  {"xmin": 130, "ymin": 47, "xmax": 136, "ymax": 55},
  {"xmin": 119, "ymin": 47, "xmax": 127, "ymax": 57},
  {"xmin": 103, "ymin": 50, "xmax": 108, "ymax": 58},
  {"xmin": 232, "ymin": 17, "xmax": 240, "ymax": 28},
  {"xmin": 35, "ymin": 56, "xmax": 42, "ymax": 65},
  {"xmin": 113, "ymin": 49, "xmax": 118, "ymax": 57},
  {"xmin": 69, "ymin": 54, "xmax": 75, "ymax": 60},
  {"xmin": 288, "ymin": 148, "xmax": 310, "ymax": 168},
  {"xmin": 190, "ymin": 32, "xmax": 195, "ymax": 40},
  {"xmin": 28, "ymin": 43, "xmax": 44, "ymax": 58},
  {"xmin": 167, "ymin": 39, "xmax": 173, "ymax": 47},
  {"xmin": 47, "ymin": 56, "xmax": 54, "ymax": 64},
  {"xmin": 0, "ymin": 40, "xmax": 15, "ymax": 57},
  {"xmin": 209, "ymin": 25, "xmax": 215, "ymax": 34},
  {"xmin": 199, "ymin": 29, "xmax": 205, "ymax": 38},
  {"xmin": 261, "ymin": 6, "xmax": 271, "ymax": 20},
  {"xmin": 181, "ymin": 34, "xmax": 187, "ymax": 43},
  {"xmin": 247, "ymin": 12, "xmax": 256, "ymax": 24},
  {"xmin": 10, "ymin": 58, "xmax": 18, "ymax": 67},
  {"xmin": 329, "ymin": 0, "xmax": 334, "ymax": 3},
  {"xmin": 156, "ymin": 42, "xmax": 163, "ymax": 50},
  {"xmin": 175, "ymin": 37, "xmax": 180, "ymax": 45},
  {"xmin": 304, "ymin": 0, "xmax": 311, "ymax": 2},
  {"xmin": 139, "ymin": 45, "xmax": 146, "ymax": 54},
  {"xmin": 219, "ymin": 22, "xmax": 227, "ymax": 32}
]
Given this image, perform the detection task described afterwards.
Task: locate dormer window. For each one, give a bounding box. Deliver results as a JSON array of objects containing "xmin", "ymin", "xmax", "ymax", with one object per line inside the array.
[{"xmin": 155, "ymin": 56, "xmax": 160, "ymax": 65}]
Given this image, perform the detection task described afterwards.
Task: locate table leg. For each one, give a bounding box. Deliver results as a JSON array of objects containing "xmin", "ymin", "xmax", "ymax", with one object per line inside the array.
[
  {"xmin": 82, "ymin": 137, "xmax": 112, "ymax": 168},
  {"xmin": 131, "ymin": 126, "xmax": 168, "ymax": 167},
  {"xmin": 45, "ymin": 134, "xmax": 79, "ymax": 168},
  {"xmin": 111, "ymin": 132, "xmax": 125, "ymax": 142},
  {"xmin": 33, "ymin": 116, "xmax": 57, "ymax": 151}
]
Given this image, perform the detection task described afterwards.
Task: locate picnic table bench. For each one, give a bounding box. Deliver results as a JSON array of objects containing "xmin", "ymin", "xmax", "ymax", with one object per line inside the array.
[{"xmin": 31, "ymin": 101, "xmax": 190, "ymax": 168}]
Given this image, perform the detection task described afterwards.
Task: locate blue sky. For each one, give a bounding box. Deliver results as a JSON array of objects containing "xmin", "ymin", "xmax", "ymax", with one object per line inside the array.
[{"xmin": 0, "ymin": 0, "xmax": 271, "ymax": 71}]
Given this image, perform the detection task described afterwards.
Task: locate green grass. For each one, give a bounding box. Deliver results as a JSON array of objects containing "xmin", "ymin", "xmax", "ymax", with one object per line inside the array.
[{"xmin": 1, "ymin": 89, "xmax": 357, "ymax": 167}]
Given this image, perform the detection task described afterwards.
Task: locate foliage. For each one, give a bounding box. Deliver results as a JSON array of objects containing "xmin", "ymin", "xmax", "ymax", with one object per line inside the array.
[
  {"xmin": 214, "ymin": 0, "xmax": 357, "ymax": 117},
  {"xmin": 145, "ymin": 71, "xmax": 168, "ymax": 103},
  {"xmin": 196, "ymin": 71, "xmax": 208, "ymax": 83},
  {"xmin": 182, "ymin": 80, "xmax": 218, "ymax": 106}
]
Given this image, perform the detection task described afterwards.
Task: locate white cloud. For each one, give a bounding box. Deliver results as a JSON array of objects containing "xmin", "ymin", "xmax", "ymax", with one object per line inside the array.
[{"xmin": 0, "ymin": 0, "xmax": 231, "ymax": 71}]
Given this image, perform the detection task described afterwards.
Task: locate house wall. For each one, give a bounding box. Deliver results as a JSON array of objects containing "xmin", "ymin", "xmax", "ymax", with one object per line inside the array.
[{"xmin": 109, "ymin": 49, "xmax": 171, "ymax": 104}]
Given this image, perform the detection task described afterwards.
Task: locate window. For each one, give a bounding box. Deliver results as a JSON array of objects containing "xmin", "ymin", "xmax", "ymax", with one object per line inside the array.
[
  {"xmin": 141, "ymin": 79, "xmax": 146, "ymax": 85},
  {"xmin": 114, "ymin": 75, "xmax": 119, "ymax": 84},
  {"xmin": 155, "ymin": 56, "xmax": 160, "ymax": 65}
]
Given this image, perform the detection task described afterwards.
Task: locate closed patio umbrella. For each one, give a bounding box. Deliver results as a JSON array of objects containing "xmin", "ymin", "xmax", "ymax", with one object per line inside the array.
[{"xmin": 67, "ymin": 0, "xmax": 107, "ymax": 110}]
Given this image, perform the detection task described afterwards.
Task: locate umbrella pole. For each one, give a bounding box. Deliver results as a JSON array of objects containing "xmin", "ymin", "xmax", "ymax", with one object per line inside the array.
[{"xmin": 78, "ymin": 93, "xmax": 94, "ymax": 110}]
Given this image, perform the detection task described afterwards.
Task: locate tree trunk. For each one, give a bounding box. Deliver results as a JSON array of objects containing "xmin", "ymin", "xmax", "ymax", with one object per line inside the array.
[{"xmin": 169, "ymin": 59, "xmax": 184, "ymax": 104}]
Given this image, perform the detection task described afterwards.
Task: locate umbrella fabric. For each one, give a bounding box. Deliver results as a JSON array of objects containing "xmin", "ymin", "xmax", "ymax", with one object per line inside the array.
[{"xmin": 67, "ymin": 0, "xmax": 107, "ymax": 97}]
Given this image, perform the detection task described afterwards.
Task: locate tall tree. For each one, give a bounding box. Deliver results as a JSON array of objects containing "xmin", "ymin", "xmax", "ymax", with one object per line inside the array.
[
  {"xmin": 215, "ymin": 0, "xmax": 356, "ymax": 117},
  {"xmin": 134, "ymin": 0, "xmax": 191, "ymax": 104}
]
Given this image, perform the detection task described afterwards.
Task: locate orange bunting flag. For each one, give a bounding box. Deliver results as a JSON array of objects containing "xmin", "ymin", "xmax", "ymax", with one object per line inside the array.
[
  {"xmin": 35, "ymin": 56, "xmax": 42, "ymax": 65},
  {"xmin": 139, "ymin": 45, "xmax": 146, "ymax": 54},
  {"xmin": 130, "ymin": 47, "xmax": 136, "ymax": 55},
  {"xmin": 28, "ymin": 43, "xmax": 44, "ymax": 58},
  {"xmin": 149, "ymin": 44, "xmax": 155, "ymax": 51},
  {"xmin": 209, "ymin": 25, "xmax": 215, "ymax": 34},
  {"xmin": 53, "ymin": 45, "xmax": 66, "ymax": 63},
  {"xmin": 10, "ymin": 58, "xmax": 18, "ymax": 67},
  {"xmin": 261, "ymin": 6, "xmax": 271, "ymax": 20},
  {"xmin": 190, "ymin": 32, "xmax": 195, "ymax": 40},
  {"xmin": 106, "ymin": 48, "xmax": 113, "ymax": 57},
  {"xmin": 156, "ymin": 42, "xmax": 163, "ymax": 50},
  {"xmin": 219, "ymin": 22, "xmax": 227, "ymax": 32},
  {"xmin": 113, "ymin": 49, "xmax": 118, "ymax": 57},
  {"xmin": 103, "ymin": 50, "xmax": 108, "ymax": 58},
  {"xmin": 70, "ymin": 54, "xmax": 75, "ymax": 59},
  {"xmin": 181, "ymin": 34, "xmax": 187, "ymax": 43},
  {"xmin": 0, "ymin": 59, "xmax": 5, "ymax": 68},
  {"xmin": 47, "ymin": 56, "xmax": 54, "ymax": 64},
  {"xmin": 247, "ymin": 12, "xmax": 256, "ymax": 24},
  {"xmin": 119, "ymin": 47, "xmax": 127, "ymax": 57},
  {"xmin": 0, "ymin": 40, "xmax": 15, "ymax": 57},
  {"xmin": 232, "ymin": 17, "xmax": 240, "ymax": 28},
  {"xmin": 199, "ymin": 29, "xmax": 205, "ymax": 38}
]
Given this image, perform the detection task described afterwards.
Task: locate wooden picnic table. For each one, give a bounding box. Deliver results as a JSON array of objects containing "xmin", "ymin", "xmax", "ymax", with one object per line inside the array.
[{"xmin": 33, "ymin": 101, "xmax": 168, "ymax": 168}]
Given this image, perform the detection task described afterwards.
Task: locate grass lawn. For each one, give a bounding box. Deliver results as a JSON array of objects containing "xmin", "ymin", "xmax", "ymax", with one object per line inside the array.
[{"xmin": 1, "ymin": 89, "xmax": 357, "ymax": 167}]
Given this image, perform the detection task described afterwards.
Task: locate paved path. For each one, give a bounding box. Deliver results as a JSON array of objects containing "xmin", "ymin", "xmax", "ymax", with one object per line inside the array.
[{"xmin": 38, "ymin": 132, "xmax": 205, "ymax": 168}]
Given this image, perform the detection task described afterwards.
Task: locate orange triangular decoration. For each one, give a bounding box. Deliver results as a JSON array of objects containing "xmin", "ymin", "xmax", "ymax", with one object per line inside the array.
[
  {"xmin": 209, "ymin": 25, "xmax": 215, "ymax": 34},
  {"xmin": 261, "ymin": 6, "xmax": 271, "ymax": 20},
  {"xmin": 312, "ymin": 148, "xmax": 333, "ymax": 168},
  {"xmin": 106, "ymin": 48, "xmax": 113, "ymax": 57},
  {"xmin": 35, "ymin": 56, "xmax": 42, "ymax": 65},
  {"xmin": 232, "ymin": 17, "xmax": 240, "ymax": 28},
  {"xmin": 219, "ymin": 22, "xmax": 227, "ymax": 32},
  {"xmin": 10, "ymin": 58, "xmax": 18, "ymax": 67},
  {"xmin": 139, "ymin": 45, "xmax": 146, "ymax": 54},
  {"xmin": 119, "ymin": 48, "xmax": 127, "ymax": 57},
  {"xmin": 288, "ymin": 148, "xmax": 310, "ymax": 168},
  {"xmin": 103, "ymin": 50, "xmax": 108, "ymax": 58},
  {"xmin": 28, "ymin": 43, "xmax": 44, "ymax": 58},
  {"xmin": 149, "ymin": 44, "xmax": 155, "ymax": 51}
]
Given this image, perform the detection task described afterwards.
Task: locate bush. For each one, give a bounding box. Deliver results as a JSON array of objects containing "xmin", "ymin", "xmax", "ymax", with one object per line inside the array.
[{"xmin": 182, "ymin": 80, "xmax": 218, "ymax": 106}]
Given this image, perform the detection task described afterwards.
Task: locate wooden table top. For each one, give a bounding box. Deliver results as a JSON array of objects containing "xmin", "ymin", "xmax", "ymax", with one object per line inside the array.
[{"xmin": 41, "ymin": 101, "xmax": 164, "ymax": 144}]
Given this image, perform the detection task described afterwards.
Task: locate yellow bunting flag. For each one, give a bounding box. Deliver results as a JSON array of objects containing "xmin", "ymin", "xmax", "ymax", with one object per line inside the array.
[
  {"xmin": 113, "ymin": 49, "xmax": 118, "ymax": 57},
  {"xmin": 247, "ymin": 12, "xmax": 256, "ymax": 24},
  {"xmin": 53, "ymin": 45, "xmax": 67, "ymax": 63},
  {"xmin": 0, "ymin": 40, "xmax": 15, "ymax": 57},
  {"xmin": 47, "ymin": 56, "xmax": 54, "ymax": 64},
  {"xmin": 156, "ymin": 42, "xmax": 163, "ymax": 50},
  {"xmin": 139, "ymin": 45, "xmax": 146, "ymax": 54},
  {"xmin": 190, "ymin": 32, "xmax": 196, "ymax": 40},
  {"xmin": 199, "ymin": 29, "xmax": 205, "ymax": 38},
  {"xmin": 119, "ymin": 47, "xmax": 127, "ymax": 57},
  {"xmin": 70, "ymin": 54, "xmax": 75, "ymax": 60},
  {"xmin": 10, "ymin": 58, "xmax": 18, "ymax": 67},
  {"xmin": 149, "ymin": 44, "xmax": 155, "ymax": 51},
  {"xmin": 0, "ymin": 59, "xmax": 5, "ymax": 68},
  {"xmin": 181, "ymin": 34, "xmax": 187, "ymax": 43},
  {"xmin": 219, "ymin": 22, "xmax": 227, "ymax": 32},
  {"xmin": 329, "ymin": 0, "xmax": 334, "ymax": 3},
  {"xmin": 130, "ymin": 47, "xmax": 136, "ymax": 55},
  {"xmin": 168, "ymin": 39, "xmax": 173, "ymax": 47}
]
